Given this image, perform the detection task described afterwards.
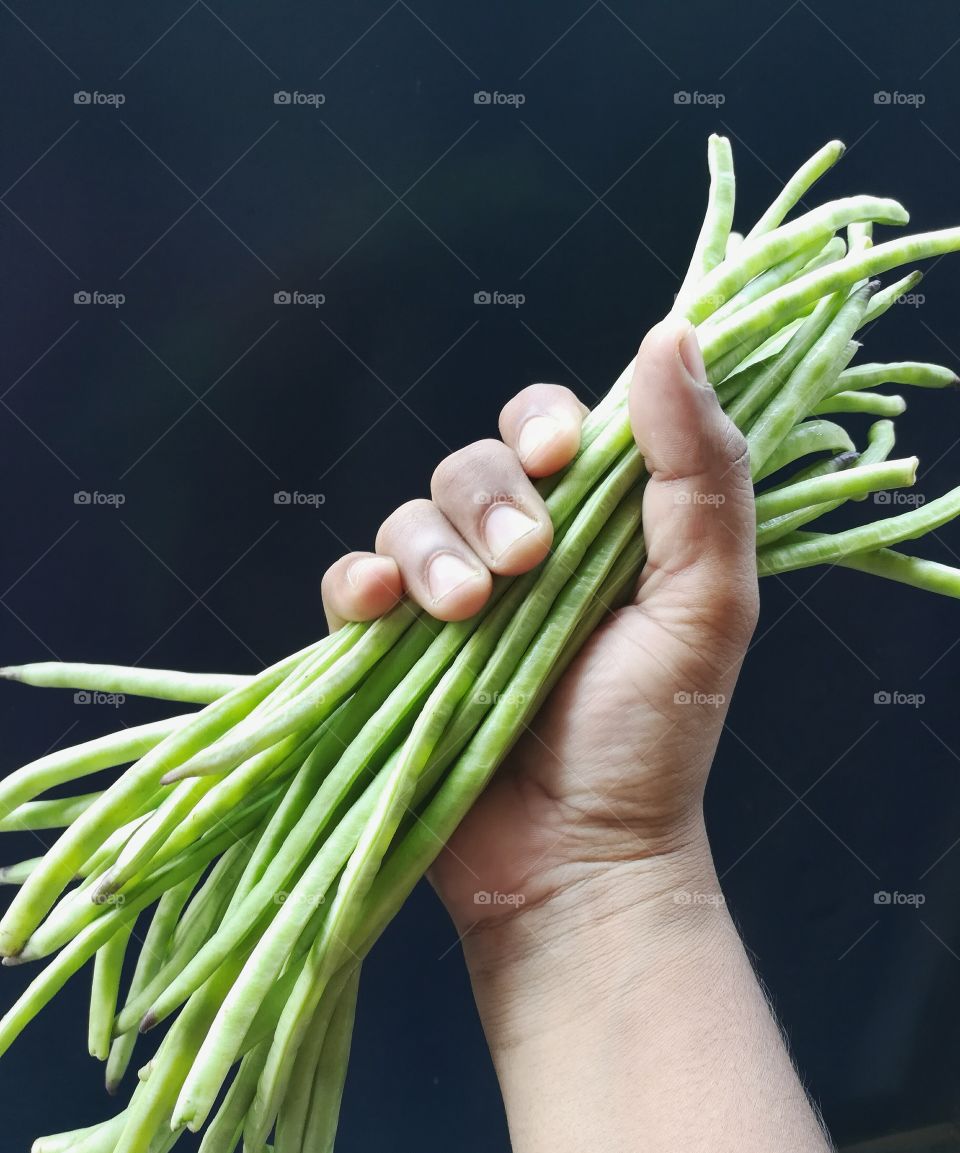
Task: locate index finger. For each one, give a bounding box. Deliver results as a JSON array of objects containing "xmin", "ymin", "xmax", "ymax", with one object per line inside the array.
[{"xmin": 498, "ymin": 383, "xmax": 588, "ymax": 478}]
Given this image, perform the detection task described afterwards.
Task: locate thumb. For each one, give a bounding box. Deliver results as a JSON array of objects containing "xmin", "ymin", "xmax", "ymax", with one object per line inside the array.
[{"xmin": 627, "ymin": 314, "xmax": 759, "ymax": 652}]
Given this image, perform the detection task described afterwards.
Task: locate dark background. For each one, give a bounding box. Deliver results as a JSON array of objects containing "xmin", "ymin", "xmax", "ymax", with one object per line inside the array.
[{"xmin": 2, "ymin": 1, "xmax": 960, "ymax": 1148}]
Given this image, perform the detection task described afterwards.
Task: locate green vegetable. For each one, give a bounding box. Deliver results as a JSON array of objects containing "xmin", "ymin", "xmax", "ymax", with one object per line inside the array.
[{"xmin": 5, "ymin": 135, "xmax": 960, "ymax": 1153}]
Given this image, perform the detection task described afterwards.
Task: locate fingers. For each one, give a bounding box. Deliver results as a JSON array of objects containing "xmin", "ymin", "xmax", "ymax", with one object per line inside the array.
[
  {"xmin": 322, "ymin": 384, "xmax": 586, "ymax": 628},
  {"xmin": 628, "ymin": 315, "xmax": 759, "ymax": 644},
  {"xmin": 498, "ymin": 383, "xmax": 587, "ymax": 477},
  {"xmin": 431, "ymin": 440, "xmax": 553, "ymax": 575},
  {"xmin": 321, "ymin": 552, "xmax": 403, "ymax": 632},
  {"xmin": 375, "ymin": 499, "xmax": 492, "ymax": 622}
]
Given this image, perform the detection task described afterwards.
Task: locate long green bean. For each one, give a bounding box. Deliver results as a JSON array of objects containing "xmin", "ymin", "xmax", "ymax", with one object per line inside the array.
[
  {"xmin": 296, "ymin": 967, "xmax": 360, "ymax": 1153},
  {"xmin": 676, "ymin": 133, "xmax": 736, "ymax": 301},
  {"xmin": 89, "ymin": 921, "xmax": 133, "ymax": 1060},
  {"xmin": 757, "ymin": 487, "xmax": 960, "ymax": 573},
  {"xmin": 0, "ymin": 642, "xmax": 320, "ymax": 956},
  {"xmin": 701, "ymin": 228, "xmax": 960, "ymax": 364},
  {"xmin": 272, "ymin": 969, "xmax": 352, "ymax": 1153},
  {"xmin": 0, "ymin": 791, "xmax": 101, "ymax": 833},
  {"xmin": 834, "ymin": 545, "xmax": 960, "ymax": 597},
  {"xmin": 746, "ymin": 283, "xmax": 875, "ymax": 474},
  {"xmin": 198, "ymin": 1039, "xmax": 271, "ymax": 1153},
  {"xmin": 833, "ymin": 361, "xmax": 958, "ymax": 393},
  {"xmin": 106, "ymin": 876, "xmax": 197, "ymax": 1091},
  {"xmin": 814, "ymin": 391, "xmax": 906, "ymax": 417},
  {"xmin": 756, "ymin": 420, "xmax": 895, "ymax": 548},
  {"xmin": 745, "ymin": 139, "xmax": 845, "ymax": 239},
  {"xmin": 0, "ymin": 717, "xmax": 188, "ymax": 819},
  {"xmin": 0, "ymin": 663, "xmax": 246, "ymax": 703},
  {"xmin": 688, "ymin": 195, "xmax": 907, "ymax": 325},
  {"xmin": 753, "ymin": 419, "xmax": 855, "ymax": 482}
]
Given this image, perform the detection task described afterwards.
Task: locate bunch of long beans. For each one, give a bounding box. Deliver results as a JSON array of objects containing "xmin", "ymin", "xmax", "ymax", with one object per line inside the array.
[{"xmin": 3, "ymin": 134, "xmax": 960, "ymax": 1153}]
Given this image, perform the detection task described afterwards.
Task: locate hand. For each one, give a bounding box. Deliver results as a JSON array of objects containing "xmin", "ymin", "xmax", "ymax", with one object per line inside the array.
[
  {"xmin": 321, "ymin": 315, "xmax": 758, "ymax": 930},
  {"xmin": 322, "ymin": 318, "xmax": 835, "ymax": 1153}
]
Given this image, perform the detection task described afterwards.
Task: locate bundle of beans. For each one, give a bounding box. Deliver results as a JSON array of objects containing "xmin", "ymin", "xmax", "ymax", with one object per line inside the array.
[{"xmin": 3, "ymin": 135, "xmax": 960, "ymax": 1153}]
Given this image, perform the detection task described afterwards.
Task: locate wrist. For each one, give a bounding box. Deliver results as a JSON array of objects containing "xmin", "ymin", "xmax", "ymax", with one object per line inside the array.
[{"xmin": 462, "ymin": 826, "xmax": 731, "ymax": 1053}]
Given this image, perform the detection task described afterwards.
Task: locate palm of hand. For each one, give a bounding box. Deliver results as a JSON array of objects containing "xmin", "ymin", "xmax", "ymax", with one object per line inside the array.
[{"xmin": 432, "ymin": 596, "xmax": 748, "ymax": 928}]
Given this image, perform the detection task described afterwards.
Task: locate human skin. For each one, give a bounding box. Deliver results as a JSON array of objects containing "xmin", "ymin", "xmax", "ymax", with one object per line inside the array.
[{"xmin": 322, "ymin": 315, "xmax": 833, "ymax": 1152}]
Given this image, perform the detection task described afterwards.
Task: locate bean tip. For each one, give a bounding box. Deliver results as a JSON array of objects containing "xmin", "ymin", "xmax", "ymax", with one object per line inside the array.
[
  {"xmin": 92, "ymin": 876, "xmax": 118, "ymax": 903},
  {"xmin": 833, "ymin": 450, "xmax": 861, "ymax": 469},
  {"xmin": 0, "ymin": 667, "xmax": 20, "ymax": 681},
  {"xmin": 139, "ymin": 1011, "xmax": 157, "ymax": 1034},
  {"xmin": 105, "ymin": 1078, "xmax": 119, "ymax": 1096}
]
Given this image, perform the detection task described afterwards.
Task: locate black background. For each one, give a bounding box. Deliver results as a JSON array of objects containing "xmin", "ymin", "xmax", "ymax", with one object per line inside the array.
[{"xmin": 2, "ymin": 1, "xmax": 960, "ymax": 1148}]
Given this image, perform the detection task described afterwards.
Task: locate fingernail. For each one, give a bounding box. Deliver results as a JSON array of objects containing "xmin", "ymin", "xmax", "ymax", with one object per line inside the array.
[
  {"xmin": 677, "ymin": 322, "xmax": 707, "ymax": 386},
  {"xmin": 427, "ymin": 552, "xmax": 479, "ymax": 604},
  {"xmin": 517, "ymin": 415, "xmax": 562, "ymax": 465},
  {"xmin": 347, "ymin": 558, "xmax": 381, "ymax": 589},
  {"xmin": 483, "ymin": 502, "xmax": 539, "ymax": 560}
]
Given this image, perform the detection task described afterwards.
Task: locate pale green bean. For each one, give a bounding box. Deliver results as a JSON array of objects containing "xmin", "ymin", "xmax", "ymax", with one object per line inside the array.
[
  {"xmin": 753, "ymin": 419, "xmax": 855, "ymax": 482},
  {"xmin": 757, "ymin": 486, "xmax": 960, "ymax": 573},
  {"xmin": 813, "ymin": 391, "xmax": 906, "ymax": 417},
  {"xmin": 745, "ymin": 140, "xmax": 845, "ymax": 238},
  {"xmin": 89, "ymin": 921, "xmax": 133, "ymax": 1060},
  {"xmin": 746, "ymin": 283, "xmax": 874, "ymax": 474},
  {"xmin": 676, "ymin": 134, "xmax": 735, "ymax": 303},
  {"xmin": 0, "ymin": 662, "xmax": 246, "ymax": 703}
]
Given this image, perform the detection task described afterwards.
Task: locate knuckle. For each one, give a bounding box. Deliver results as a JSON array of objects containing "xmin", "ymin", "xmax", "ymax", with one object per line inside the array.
[
  {"xmin": 707, "ymin": 570, "xmax": 760, "ymax": 645},
  {"xmin": 500, "ymin": 384, "xmax": 583, "ymax": 431},
  {"xmin": 376, "ymin": 499, "xmax": 434, "ymax": 551},
  {"xmin": 716, "ymin": 416, "xmax": 750, "ymax": 472},
  {"xmin": 431, "ymin": 439, "xmax": 511, "ymax": 498}
]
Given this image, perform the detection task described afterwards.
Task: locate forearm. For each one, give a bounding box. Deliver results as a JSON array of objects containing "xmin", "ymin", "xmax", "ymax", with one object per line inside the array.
[{"xmin": 462, "ymin": 837, "xmax": 832, "ymax": 1153}]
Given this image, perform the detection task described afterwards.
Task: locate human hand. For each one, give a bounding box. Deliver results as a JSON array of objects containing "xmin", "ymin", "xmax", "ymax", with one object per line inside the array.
[{"xmin": 320, "ymin": 314, "xmax": 758, "ymax": 932}]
